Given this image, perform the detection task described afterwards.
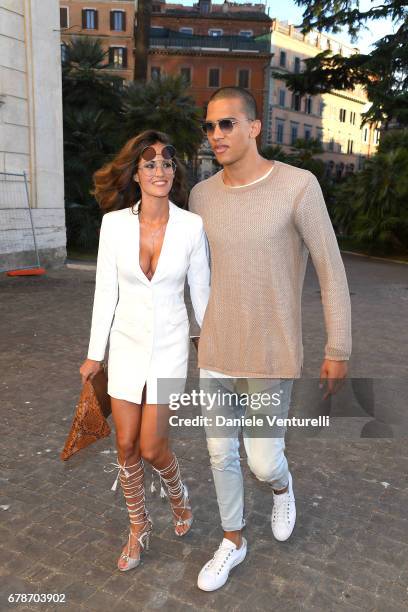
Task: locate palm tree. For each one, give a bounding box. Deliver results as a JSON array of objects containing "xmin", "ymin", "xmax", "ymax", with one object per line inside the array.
[
  {"xmin": 334, "ymin": 147, "xmax": 408, "ymax": 253},
  {"xmin": 121, "ymin": 73, "xmax": 204, "ymax": 159},
  {"xmin": 62, "ymin": 37, "xmax": 124, "ymax": 250},
  {"xmin": 62, "ymin": 36, "xmax": 123, "ymax": 112}
]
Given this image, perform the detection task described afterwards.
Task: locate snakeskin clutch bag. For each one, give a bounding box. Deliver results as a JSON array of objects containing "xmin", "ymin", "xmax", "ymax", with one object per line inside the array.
[{"xmin": 60, "ymin": 367, "xmax": 112, "ymax": 461}]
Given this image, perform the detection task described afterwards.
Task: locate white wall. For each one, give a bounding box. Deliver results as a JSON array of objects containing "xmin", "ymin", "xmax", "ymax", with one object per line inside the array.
[{"xmin": 0, "ymin": 0, "xmax": 66, "ymax": 269}]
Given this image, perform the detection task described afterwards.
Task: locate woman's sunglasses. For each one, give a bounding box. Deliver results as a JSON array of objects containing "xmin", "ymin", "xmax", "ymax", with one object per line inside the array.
[
  {"xmin": 201, "ymin": 118, "xmax": 253, "ymax": 136},
  {"xmin": 141, "ymin": 144, "xmax": 176, "ymax": 161}
]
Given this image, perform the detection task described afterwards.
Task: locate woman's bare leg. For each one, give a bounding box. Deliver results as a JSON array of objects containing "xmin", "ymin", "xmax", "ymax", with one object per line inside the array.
[
  {"xmin": 139, "ymin": 403, "xmax": 193, "ymax": 535},
  {"xmin": 110, "ymin": 396, "xmax": 150, "ymax": 569}
]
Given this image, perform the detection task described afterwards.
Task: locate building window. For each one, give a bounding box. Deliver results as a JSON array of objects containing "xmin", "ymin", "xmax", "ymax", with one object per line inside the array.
[
  {"xmin": 305, "ymin": 96, "xmax": 312, "ymax": 114},
  {"xmin": 290, "ymin": 123, "xmax": 299, "ymax": 145},
  {"xmin": 209, "ymin": 29, "xmax": 223, "ymax": 36},
  {"xmin": 180, "ymin": 27, "xmax": 193, "ymax": 35},
  {"xmin": 319, "ymin": 100, "xmax": 324, "ymax": 116},
  {"xmin": 279, "ymin": 51, "xmax": 286, "ymax": 67},
  {"xmin": 180, "ymin": 67, "xmax": 191, "ymax": 85},
  {"xmin": 60, "ymin": 7, "xmax": 68, "ymax": 29},
  {"xmin": 239, "ymin": 30, "xmax": 253, "ymax": 37},
  {"xmin": 294, "ymin": 57, "xmax": 301, "ymax": 73},
  {"xmin": 200, "ymin": 0, "xmax": 211, "ymax": 14},
  {"xmin": 109, "ymin": 47, "xmax": 128, "ymax": 69},
  {"xmin": 60, "ymin": 43, "xmax": 68, "ymax": 63},
  {"xmin": 238, "ymin": 69, "xmax": 249, "ymax": 88},
  {"xmin": 363, "ymin": 127, "xmax": 368, "ymax": 143},
  {"xmin": 151, "ymin": 66, "xmax": 161, "ymax": 80},
  {"xmin": 82, "ymin": 9, "xmax": 98, "ymax": 30},
  {"xmin": 110, "ymin": 10, "xmax": 126, "ymax": 32},
  {"xmin": 304, "ymin": 125, "xmax": 312, "ymax": 141},
  {"xmin": 278, "ymin": 89, "xmax": 286, "ymax": 107},
  {"xmin": 291, "ymin": 93, "xmax": 301, "ymax": 112},
  {"xmin": 328, "ymin": 138, "xmax": 334, "ymax": 151},
  {"xmin": 375, "ymin": 130, "xmax": 380, "ymax": 143},
  {"xmin": 339, "ymin": 108, "xmax": 346, "ymax": 122},
  {"xmin": 317, "ymin": 128, "xmax": 323, "ymax": 144},
  {"xmin": 349, "ymin": 111, "xmax": 356, "ymax": 125},
  {"xmin": 209, "ymin": 68, "xmax": 220, "ymax": 87},
  {"xmin": 276, "ymin": 120, "xmax": 284, "ymax": 144}
]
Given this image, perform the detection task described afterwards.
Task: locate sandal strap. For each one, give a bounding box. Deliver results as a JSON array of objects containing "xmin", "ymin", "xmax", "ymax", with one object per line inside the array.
[{"xmin": 153, "ymin": 455, "xmax": 192, "ymax": 525}]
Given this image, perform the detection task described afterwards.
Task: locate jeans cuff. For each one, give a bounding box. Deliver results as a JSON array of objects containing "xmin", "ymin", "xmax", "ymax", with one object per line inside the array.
[{"xmin": 222, "ymin": 517, "xmax": 246, "ymax": 531}]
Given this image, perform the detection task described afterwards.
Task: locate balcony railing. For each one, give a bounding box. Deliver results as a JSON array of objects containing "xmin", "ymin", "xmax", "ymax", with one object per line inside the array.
[{"xmin": 149, "ymin": 34, "xmax": 270, "ymax": 53}]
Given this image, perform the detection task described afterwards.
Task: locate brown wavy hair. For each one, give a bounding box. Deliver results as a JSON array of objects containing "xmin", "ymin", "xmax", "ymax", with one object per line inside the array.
[{"xmin": 92, "ymin": 130, "xmax": 188, "ymax": 214}]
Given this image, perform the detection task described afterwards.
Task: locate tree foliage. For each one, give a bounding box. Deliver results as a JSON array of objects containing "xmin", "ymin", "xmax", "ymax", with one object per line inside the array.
[
  {"xmin": 273, "ymin": 0, "xmax": 408, "ymax": 127},
  {"xmin": 333, "ymin": 131, "xmax": 408, "ymax": 252},
  {"xmin": 62, "ymin": 38, "xmax": 204, "ymax": 249},
  {"xmin": 121, "ymin": 74, "xmax": 203, "ymax": 160}
]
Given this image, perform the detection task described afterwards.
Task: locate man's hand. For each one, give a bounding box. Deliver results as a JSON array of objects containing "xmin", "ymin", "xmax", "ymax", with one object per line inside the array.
[{"xmin": 319, "ymin": 359, "xmax": 348, "ymax": 400}]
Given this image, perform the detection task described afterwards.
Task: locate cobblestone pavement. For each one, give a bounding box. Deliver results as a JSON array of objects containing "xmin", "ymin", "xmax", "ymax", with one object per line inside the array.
[{"xmin": 0, "ymin": 254, "xmax": 407, "ymax": 612}]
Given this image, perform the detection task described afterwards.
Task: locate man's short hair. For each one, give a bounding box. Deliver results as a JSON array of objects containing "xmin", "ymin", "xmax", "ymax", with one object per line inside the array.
[{"xmin": 207, "ymin": 86, "xmax": 258, "ymax": 120}]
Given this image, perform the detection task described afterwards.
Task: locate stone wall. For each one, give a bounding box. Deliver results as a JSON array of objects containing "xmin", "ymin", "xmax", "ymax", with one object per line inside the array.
[{"xmin": 0, "ymin": 0, "xmax": 66, "ymax": 270}]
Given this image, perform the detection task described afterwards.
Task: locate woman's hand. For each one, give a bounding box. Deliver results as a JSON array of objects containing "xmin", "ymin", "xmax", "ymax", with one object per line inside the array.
[{"xmin": 79, "ymin": 358, "xmax": 103, "ymax": 385}]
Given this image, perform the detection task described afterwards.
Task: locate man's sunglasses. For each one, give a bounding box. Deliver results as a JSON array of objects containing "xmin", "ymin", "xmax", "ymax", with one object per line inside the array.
[
  {"xmin": 141, "ymin": 144, "xmax": 176, "ymax": 161},
  {"xmin": 201, "ymin": 118, "xmax": 254, "ymax": 135}
]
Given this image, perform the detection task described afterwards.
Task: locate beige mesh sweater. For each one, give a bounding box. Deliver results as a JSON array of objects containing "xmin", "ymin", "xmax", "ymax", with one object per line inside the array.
[{"xmin": 188, "ymin": 160, "xmax": 352, "ymax": 378}]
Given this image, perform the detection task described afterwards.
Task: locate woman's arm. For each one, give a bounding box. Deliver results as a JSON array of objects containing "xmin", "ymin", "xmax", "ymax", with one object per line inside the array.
[
  {"xmin": 87, "ymin": 214, "xmax": 119, "ymax": 361},
  {"xmin": 187, "ymin": 219, "xmax": 211, "ymax": 328}
]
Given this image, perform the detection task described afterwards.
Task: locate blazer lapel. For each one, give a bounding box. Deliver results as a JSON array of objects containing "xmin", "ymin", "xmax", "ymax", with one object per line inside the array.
[{"xmin": 131, "ymin": 201, "xmax": 151, "ymax": 286}]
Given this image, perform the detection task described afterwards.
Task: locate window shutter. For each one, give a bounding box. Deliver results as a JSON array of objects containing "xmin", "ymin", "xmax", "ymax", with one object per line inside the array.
[
  {"xmin": 81, "ymin": 9, "xmax": 86, "ymax": 29},
  {"xmin": 108, "ymin": 48, "xmax": 114, "ymax": 66},
  {"xmin": 94, "ymin": 10, "xmax": 98, "ymax": 30},
  {"xmin": 110, "ymin": 11, "xmax": 114, "ymax": 30},
  {"xmin": 123, "ymin": 48, "xmax": 128, "ymax": 68},
  {"xmin": 123, "ymin": 11, "xmax": 127, "ymax": 31}
]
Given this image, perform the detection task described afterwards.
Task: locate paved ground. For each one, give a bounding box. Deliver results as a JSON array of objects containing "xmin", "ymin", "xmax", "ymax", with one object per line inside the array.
[{"xmin": 0, "ymin": 254, "xmax": 407, "ymax": 612}]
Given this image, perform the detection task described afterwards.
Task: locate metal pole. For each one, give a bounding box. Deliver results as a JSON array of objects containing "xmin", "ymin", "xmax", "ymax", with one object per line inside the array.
[{"xmin": 23, "ymin": 170, "xmax": 41, "ymax": 268}]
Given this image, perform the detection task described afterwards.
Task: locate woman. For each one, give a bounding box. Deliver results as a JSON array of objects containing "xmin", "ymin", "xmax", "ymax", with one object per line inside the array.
[{"xmin": 79, "ymin": 130, "xmax": 210, "ymax": 572}]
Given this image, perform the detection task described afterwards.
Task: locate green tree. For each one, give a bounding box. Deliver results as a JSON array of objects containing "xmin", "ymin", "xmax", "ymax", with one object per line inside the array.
[
  {"xmin": 333, "ymin": 147, "xmax": 408, "ymax": 253},
  {"xmin": 62, "ymin": 37, "xmax": 124, "ymax": 249},
  {"xmin": 273, "ymin": 1, "xmax": 408, "ymax": 127},
  {"xmin": 121, "ymin": 73, "xmax": 204, "ymax": 159},
  {"xmin": 62, "ymin": 36, "xmax": 123, "ymax": 113}
]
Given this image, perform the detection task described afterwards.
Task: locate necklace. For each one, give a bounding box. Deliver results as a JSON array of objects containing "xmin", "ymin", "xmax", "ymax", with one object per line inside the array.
[{"xmin": 139, "ymin": 215, "xmax": 169, "ymax": 242}]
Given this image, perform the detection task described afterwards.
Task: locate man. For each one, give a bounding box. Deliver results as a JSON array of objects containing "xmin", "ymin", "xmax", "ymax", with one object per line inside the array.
[{"xmin": 188, "ymin": 86, "xmax": 351, "ymax": 591}]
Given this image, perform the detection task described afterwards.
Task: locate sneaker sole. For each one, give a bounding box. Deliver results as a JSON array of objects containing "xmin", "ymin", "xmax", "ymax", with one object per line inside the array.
[{"xmin": 197, "ymin": 545, "xmax": 247, "ymax": 592}]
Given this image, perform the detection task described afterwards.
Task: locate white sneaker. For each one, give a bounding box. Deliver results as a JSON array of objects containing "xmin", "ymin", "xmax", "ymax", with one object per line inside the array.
[
  {"xmin": 197, "ymin": 537, "xmax": 247, "ymax": 592},
  {"xmin": 271, "ymin": 472, "xmax": 296, "ymax": 541}
]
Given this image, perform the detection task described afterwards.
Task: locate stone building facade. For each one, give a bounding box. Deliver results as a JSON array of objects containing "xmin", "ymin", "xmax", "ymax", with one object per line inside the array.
[
  {"xmin": 60, "ymin": 0, "xmax": 135, "ymax": 82},
  {"xmin": 266, "ymin": 19, "xmax": 379, "ymax": 176},
  {"xmin": 0, "ymin": 0, "xmax": 66, "ymax": 270}
]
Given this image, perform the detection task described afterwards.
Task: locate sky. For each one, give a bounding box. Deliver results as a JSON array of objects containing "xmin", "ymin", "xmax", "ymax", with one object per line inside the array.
[{"xmin": 177, "ymin": 0, "xmax": 397, "ymax": 54}]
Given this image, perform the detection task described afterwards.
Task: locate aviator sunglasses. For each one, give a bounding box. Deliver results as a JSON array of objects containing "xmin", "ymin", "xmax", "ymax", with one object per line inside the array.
[{"xmin": 201, "ymin": 117, "xmax": 254, "ymax": 136}]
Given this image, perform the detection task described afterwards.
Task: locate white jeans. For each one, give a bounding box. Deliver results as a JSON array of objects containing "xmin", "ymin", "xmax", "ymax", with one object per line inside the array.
[{"xmin": 200, "ymin": 370, "xmax": 294, "ymax": 531}]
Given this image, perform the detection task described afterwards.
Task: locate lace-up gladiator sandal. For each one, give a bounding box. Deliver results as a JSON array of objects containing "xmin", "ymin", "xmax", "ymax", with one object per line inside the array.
[
  {"xmin": 107, "ymin": 458, "xmax": 153, "ymax": 571},
  {"xmin": 153, "ymin": 453, "xmax": 193, "ymax": 537}
]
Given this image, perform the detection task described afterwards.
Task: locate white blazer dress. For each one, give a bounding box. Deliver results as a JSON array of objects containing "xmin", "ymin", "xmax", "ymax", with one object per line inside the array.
[{"xmin": 87, "ymin": 200, "xmax": 211, "ymax": 404}]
